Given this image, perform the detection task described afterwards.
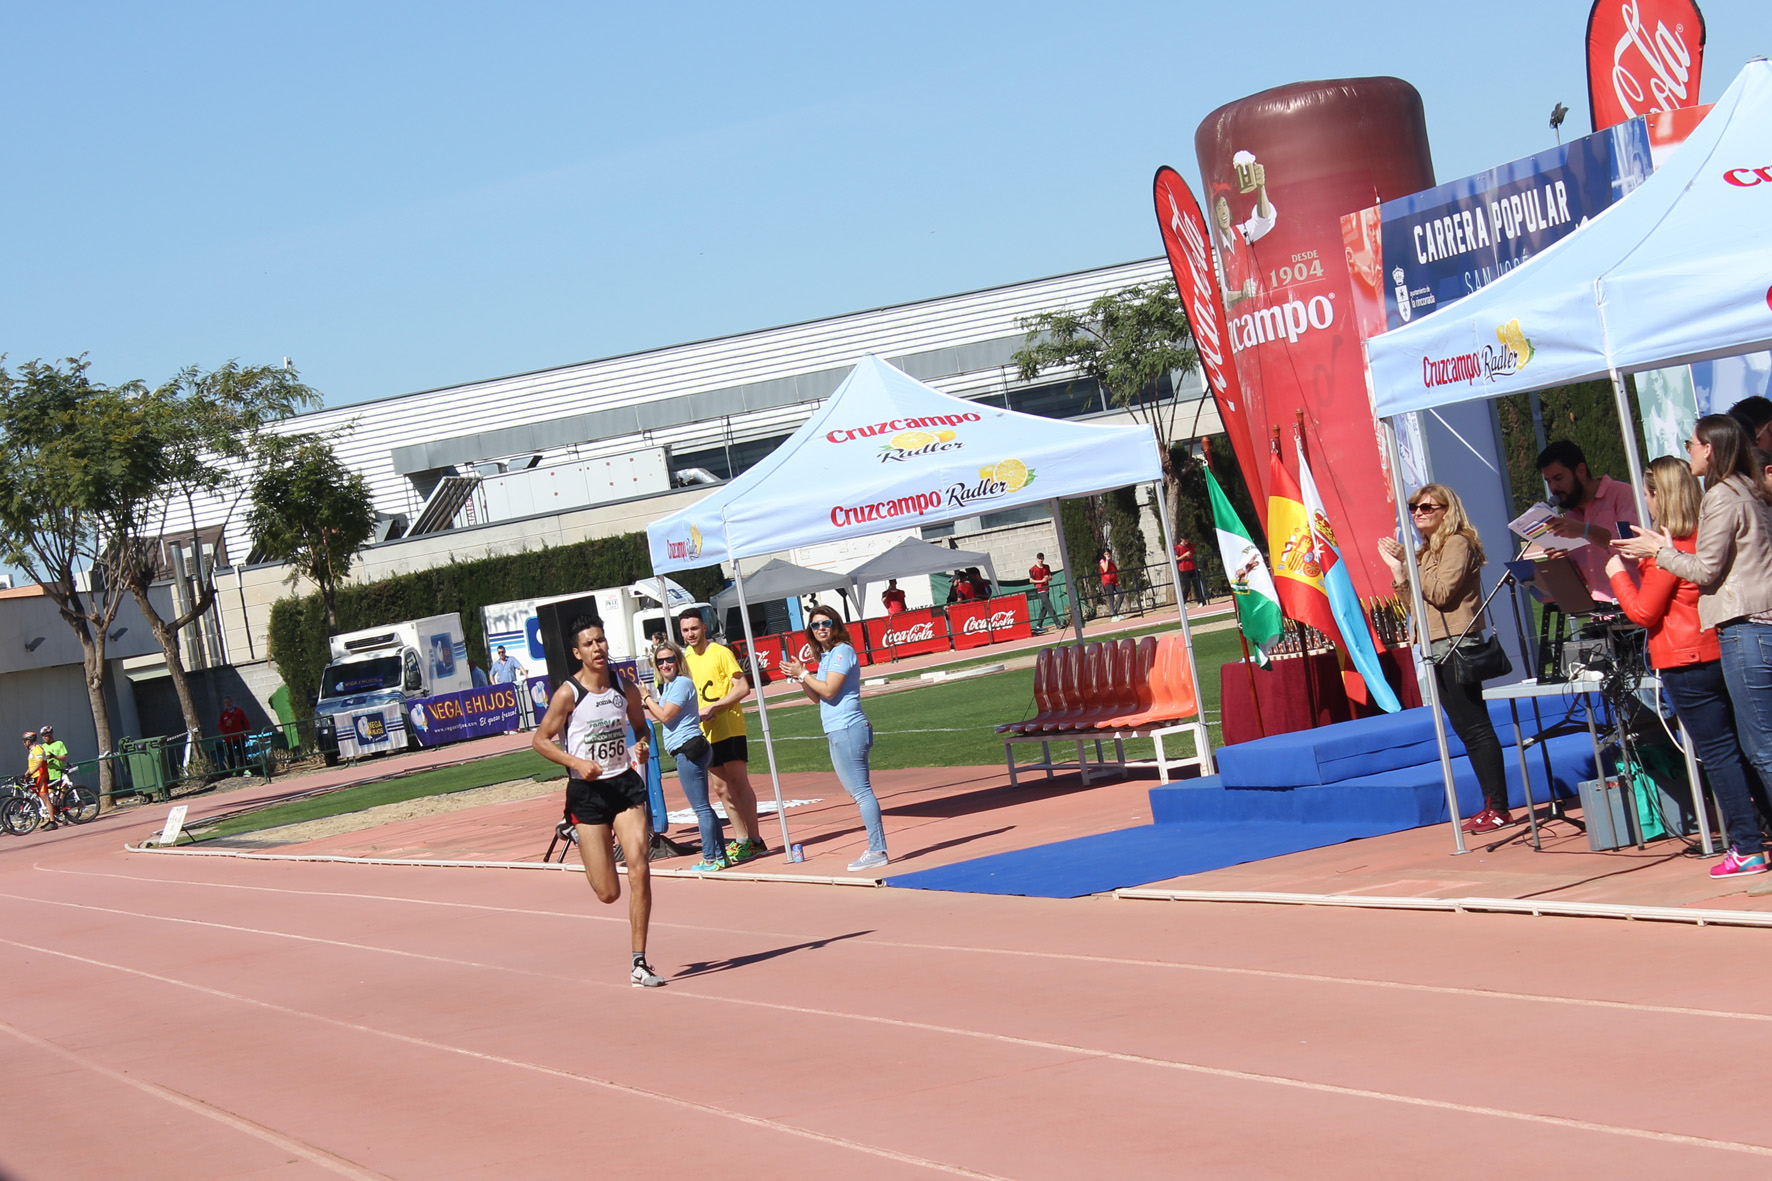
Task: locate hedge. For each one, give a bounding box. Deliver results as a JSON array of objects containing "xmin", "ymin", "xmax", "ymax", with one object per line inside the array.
[{"xmin": 267, "ymin": 533, "xmax": 727, "ymax": 712}]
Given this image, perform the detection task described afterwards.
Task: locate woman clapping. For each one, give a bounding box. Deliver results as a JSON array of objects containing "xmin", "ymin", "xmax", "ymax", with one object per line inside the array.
[{"xmin": 783, "ymin": 606, "xmax": 888, "ymax": 873}]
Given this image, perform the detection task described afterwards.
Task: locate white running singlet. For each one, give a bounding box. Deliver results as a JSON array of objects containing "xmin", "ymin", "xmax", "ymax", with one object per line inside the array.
[{"xmin": 564, "ymin": 674, "xmax": 632, "ymax": 778}]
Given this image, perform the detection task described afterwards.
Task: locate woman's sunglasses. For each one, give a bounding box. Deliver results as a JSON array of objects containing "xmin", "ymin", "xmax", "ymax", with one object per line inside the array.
[{"xmin": 809, "ymin": 619, "xmax": 836, "ymax": 629}]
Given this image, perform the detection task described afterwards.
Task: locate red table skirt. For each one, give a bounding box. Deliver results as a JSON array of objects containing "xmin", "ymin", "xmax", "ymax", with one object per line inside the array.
[{"xmin": 1218, "ymin": 646, "xmax": 1422, "ymax": 746}]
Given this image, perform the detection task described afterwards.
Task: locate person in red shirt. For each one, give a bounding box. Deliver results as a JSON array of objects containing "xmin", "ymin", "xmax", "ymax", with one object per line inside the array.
[
  {"xmin": 217, "ymin": 696, "xmax": 250, "ymax": 771},
  {"xmin": 1606, "ymin": 456, "xmax": 1766, "ymax": 875},
  {"xmin": 1027, "ymin": 552, "xmax": 1058, "ymax": 632},
  {"xmin": 1173, "ymin": 538, "xmax": 1204, "ymax": 607},
  {"xmin": 1098, "ymin": 549, "xmax": 1122, "ymax": 619},
  {"xmin": 949, "ymin": 570, "xmax": 977, "ymax": 603},
  {"xmin": 881, "ymin": 579, "xmax": 907, "ymax": 615}
]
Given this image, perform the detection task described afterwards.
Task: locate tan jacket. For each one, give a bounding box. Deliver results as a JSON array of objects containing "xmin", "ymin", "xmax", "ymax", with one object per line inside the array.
[
  {"xmin": 1395, "ymin": 532, "xmax": 1485, "ymax": 643},
  {"xmin": 1654, "ymin": 475, "xmax": 1772, "ymax": 628}
]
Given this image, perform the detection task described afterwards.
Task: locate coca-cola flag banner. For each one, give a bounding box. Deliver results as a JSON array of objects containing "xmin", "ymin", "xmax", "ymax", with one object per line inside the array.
[
  {"xmin": 1153, "ymin": 166, "xmax": 1261, "ymax": 514},
  {"xmin": 947, "ymin": 595, "xmax": 1033, "ymax": 651},
  {"xmin": 1588, "ymin": 0, "xmax": 1706, "ymax": 132}
]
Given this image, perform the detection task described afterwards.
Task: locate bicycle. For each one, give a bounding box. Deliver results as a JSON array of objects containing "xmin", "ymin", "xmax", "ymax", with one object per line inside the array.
[{"xmin": 1, "ymin": 774, "xmax": 99, "ymax": 835}]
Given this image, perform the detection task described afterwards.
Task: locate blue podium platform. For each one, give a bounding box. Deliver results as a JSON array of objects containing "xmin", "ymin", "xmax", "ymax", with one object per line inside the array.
[{"xmin": 884, "ymin": 703, "xmax": 1601, "ymax": 899}]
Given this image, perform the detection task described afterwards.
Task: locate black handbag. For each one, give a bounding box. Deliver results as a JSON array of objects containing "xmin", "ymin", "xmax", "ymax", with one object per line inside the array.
[
  {"xmin": 1433, "ymin": 600, "xmax": 1512, "ymax": 686},
  {"xmin": 1446, "ymin": 633, "xmax": 1513, "ymax": 686}
]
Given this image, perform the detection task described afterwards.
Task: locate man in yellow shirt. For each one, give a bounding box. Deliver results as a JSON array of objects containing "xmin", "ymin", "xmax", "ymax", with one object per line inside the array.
[{"xmin": 678, "ymin": 611, "xmax": 766, "ymax": 862}]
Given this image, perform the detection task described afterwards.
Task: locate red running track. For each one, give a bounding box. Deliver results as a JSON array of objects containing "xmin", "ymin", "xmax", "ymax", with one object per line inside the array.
[{"xmin": 4, "ymin": 808, "xmax": 1771, "ymax": 1179}]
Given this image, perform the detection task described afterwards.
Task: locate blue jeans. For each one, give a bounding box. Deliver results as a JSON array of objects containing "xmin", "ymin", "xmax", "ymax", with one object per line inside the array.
[
  {"xmin": 1716, "ymin": 621, "xmax": 1772, "ymax": 852},
  {"xmin": 1660, "ymin": 659, "xmax": 1765, "ymax": 854},
  {"xmin": 670, "ymin": 741, "xmax": 724, "ymax": 860},
  {"xmin": 827, "ymin": 719, "xmax": 885, "ymax": 854}
]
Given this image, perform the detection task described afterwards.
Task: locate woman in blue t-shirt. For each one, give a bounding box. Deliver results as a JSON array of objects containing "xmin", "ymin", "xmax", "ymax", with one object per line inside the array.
[
  {"xmin": 639, "ymin": 641, "xmax": 726, "ymax": 872},
  {"xmin": 783, "ymin": 605, "xmax": 887, "ymax": 873}
]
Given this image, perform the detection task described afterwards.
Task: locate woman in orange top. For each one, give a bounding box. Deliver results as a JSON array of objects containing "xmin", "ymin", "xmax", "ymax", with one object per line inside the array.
[{"xmin": 1605, "ymin": 456, "xmax": 1766, "ymax": 868}]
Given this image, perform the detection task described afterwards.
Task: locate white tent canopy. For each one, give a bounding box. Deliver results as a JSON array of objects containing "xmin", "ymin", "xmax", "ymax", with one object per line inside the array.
[
  {"xmin": 647, "ymin": 355, "xmax": 1161, "ymax": 571},
  {"xmin": 709, "ymin": 558, "xmax": 855, "ymax": 617},
  {"xmin": 846, "ymin": 537, "xmax": 1000, "ymax": 608},
  {"xmin": 1368, "ymin": 59, "xmax": 1772, "ymax": 418}
]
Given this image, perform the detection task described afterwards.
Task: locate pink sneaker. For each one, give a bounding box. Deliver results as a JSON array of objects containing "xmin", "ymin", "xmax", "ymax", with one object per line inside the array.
[{"xmin": 1710, "ymin": 848, "xmax": 1770, "ymax": 878}]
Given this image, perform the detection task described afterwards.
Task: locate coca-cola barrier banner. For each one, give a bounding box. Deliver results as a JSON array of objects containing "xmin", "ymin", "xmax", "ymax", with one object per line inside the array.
[
  {"xmin": 864, "ymin": 609, "xmax": 948, "ymax": 659},
  {"xmin": 1195, "ymin": 78, "xmax": 1436, "ymax": 601},
  {"xmin": 1587, "ymin": 0, "xmax": 1707, "ymax": 132},
  {"xmin": 949, "ymin": 595, "xmax": 1033, "ymax": 649}
]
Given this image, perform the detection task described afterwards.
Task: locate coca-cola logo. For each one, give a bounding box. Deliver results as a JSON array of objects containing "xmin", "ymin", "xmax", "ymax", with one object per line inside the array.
[
  {"xmin": 960, "ymin": 614, "xmax": 991, "ymax": 635},
  {"xmin": 1605, "ymin": 2, "xmax": 1695, "ymax": 118},
  {"xmin": 886, "ymin": 621, "xmax": 937, "ymax": 645}
]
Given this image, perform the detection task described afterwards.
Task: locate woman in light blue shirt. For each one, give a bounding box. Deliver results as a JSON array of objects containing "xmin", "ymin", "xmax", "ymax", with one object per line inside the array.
[
  {"xmin": 784, "ymin": 605, "xmax": 886, "ymax": 872},
  {"xmin": 639, "ymin": 641, "xmax": 725, "ymax": 872}
]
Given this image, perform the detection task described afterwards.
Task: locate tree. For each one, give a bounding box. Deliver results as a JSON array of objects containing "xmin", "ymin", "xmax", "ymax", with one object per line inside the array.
[
  {"xmin": 115, "ymin": 363, "xmax": 318, "ymax": 742},
  {"xmin": 0, "ymin": 358, "xmax": 156, "ymax": 808},
  {"xmin": 247, "ymin": 435, "xmax": 376, "ymax": 632},
  {"xmin": 1013, "ymin": 280, "xmax": 1203, "ymax": 554}
]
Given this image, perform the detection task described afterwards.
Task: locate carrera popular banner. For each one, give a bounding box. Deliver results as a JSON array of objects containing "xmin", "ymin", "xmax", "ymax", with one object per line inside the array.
[
  {"xmin": 1153, "ymin": 166, "xmax": 1261, "ymax": 516},
  {"xmin": 1359, "ymin": 120, "xmax": 1653, "ymax": 332},
  {"xmin": 1195, "ymin": 78, "xmax": 1436, "ymax": 599},
  {"xmin": 1587, "ymin": 0, "xmax": 1707, "ymax": 132}
]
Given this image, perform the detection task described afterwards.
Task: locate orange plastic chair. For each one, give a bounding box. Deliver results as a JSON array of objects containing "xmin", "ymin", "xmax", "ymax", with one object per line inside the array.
[
  {"xmin": 1079, "ymin": 640, "xmax": 1130, "ymax": 729},
  {"xmin": 1041, "ymin": 644, "xmax": 1089, "ymax": 732},
  {"xmin": 1098, "ymin": 637, "xmax": 1153, "ymax": 728},
  {"xmin": 1117, "ymin": 634, "xmax": 1180, "ymax": 727},
  {"xmin": 1000, "ymin": 647, "xmax": 1055, "ymax": 734},
  {"xmin": 1150, "ymin": 632, "xmax": 1200, "ymax": 723}
]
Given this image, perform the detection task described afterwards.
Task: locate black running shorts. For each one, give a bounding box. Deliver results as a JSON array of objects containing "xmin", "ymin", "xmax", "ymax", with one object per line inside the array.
[
  {"xmin": 710, "ymin": 735, "xmax": 748, "ymax": 766},
  {"xmin": 566, "ymin": 769, "xmax": 649, "ymax": 827}
]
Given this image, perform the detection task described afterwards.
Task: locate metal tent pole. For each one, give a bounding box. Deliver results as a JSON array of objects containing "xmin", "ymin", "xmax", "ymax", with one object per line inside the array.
[
  {"xmin": 727, "ymin": 547, "xmax": 794, "ymax": 855},
  {"xmin": 1049, "ymin": 497, "xmax": 1087, "ymax": 644},
  {"xmin": 1152, "ymin": 473, "xmax": 1215, "ymax": 775},
  {"xmin": 1382, "ymin": 417, "xmax": 1468, "ymax": 854}
]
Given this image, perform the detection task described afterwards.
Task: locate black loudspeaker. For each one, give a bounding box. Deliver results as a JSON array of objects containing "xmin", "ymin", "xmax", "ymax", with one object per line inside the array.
[{"xmin": 535, "ymin": 596, "xmax": 602, "ymax": 688}]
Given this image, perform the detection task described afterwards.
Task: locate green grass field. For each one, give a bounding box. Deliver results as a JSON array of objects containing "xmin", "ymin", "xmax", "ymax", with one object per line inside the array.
[{"xmin": 195, "ymin": 626, "xmax": 1247, "ymax": 840}]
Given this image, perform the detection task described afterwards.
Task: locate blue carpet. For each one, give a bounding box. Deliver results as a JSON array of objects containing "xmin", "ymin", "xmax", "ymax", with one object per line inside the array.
[
  {"xmin": 883, "ymin": 818, "xmax": 1391, "ymax": 898},
  {"xmin": 885, "ymin": 705, "xmax": 1601, "ymax": 899}
]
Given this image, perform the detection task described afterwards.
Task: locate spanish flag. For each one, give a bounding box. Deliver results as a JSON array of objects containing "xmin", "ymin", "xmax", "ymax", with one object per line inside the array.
[{"xmin": 1266, "ymin": 444, "xmax": 1344, "ymax": 650}]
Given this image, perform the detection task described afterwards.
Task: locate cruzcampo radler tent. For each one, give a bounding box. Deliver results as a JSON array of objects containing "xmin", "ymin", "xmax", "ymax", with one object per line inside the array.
[
  {"xmin": 646, "ymin": 354, "xmax": 1211, "ymax": 855},
  {"xmin": 1363, "ymin": 59, "xmax": 1772, "ymax": 854}
]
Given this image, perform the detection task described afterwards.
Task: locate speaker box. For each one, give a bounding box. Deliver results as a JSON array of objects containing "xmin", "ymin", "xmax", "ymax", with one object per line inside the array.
[{"xmin": 535, "ymin": 596, "xmax": 602, "ymax": 688}]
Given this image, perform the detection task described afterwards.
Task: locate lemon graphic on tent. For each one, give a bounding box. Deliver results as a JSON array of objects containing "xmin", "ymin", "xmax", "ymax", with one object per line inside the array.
[
  {"xmin": 1497, "ymin": 319, "xmax": 1534, "ymax": 368},
  {"xmin": 935, "ymin": 430, "xmax": 956, "ymax": 443},
  {"xmin": 981, "ymin": 458, "xmax": 1034, "ymax": 491},
  {"xmin": 689, "ymin": 523, "xmax": 703, "ymax": 556},
  {"xmin": 890, "ymin": 430, "xmax": 937, "ymax": 449}
]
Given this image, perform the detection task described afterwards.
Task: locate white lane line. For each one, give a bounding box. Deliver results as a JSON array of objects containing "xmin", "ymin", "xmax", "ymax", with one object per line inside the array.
[
  {"xmin": 0, "ymin": 1020, "xmax": 391, "ymax": 1180},
  {"xmin": 0, "ymin": 936, "xmax": 1012, "ymax": 1181},
  {"xmin": 3, "ymin": 928, "xmax": 1766, "ymax": 1161},
  {"xmin": 29, "ymin": 866, "xmax": 1772, "ymax": 1028}
]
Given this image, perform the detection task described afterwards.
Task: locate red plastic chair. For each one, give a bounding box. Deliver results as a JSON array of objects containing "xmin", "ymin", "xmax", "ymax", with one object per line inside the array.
[
  {"xmin": 1040, "ymin": 644, "xmax": 1089, "ymax": 732},
  {"xmin": 1097, "ymin": 637, "xmax": 1151, "ymax": 728},
  {"xmin": 1000, "ymin": 647, "xmax": 1055, "ymax": 734}
]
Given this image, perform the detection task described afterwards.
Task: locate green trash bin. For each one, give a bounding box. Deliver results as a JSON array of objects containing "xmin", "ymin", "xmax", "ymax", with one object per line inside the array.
[{"xmin": 120, "ymin": 737, "xmax": 168, "ymax": 803}]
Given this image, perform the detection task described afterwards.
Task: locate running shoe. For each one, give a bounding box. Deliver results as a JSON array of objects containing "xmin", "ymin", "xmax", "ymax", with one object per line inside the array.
[
  {"xmin": 847, "ymin": 850, "xmax": 889, "ymax": 873},
  {"xmin": 1459, "ymin": 809, "xmax": 1496, "ymax": 833},
  {"xmin": 688, "ymin": 857, "xmax": 726, "ymax": 873},
  {"xmin": 1710, "ymin": 847, "xmax": 1770, "ymax": 878},
  {"xmin": 725, "ymin": 838, "xmax": 768, "ymax": 864},
  {"xmin": 630, "ymin": 959, "xmax": 666, "ymax": 988},
  {"xmin": 1466, "ymin": 810, "xmax": 1514, "ymax": 835}
]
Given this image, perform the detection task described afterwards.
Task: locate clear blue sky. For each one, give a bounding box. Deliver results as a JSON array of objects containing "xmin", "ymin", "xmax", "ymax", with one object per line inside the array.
[{"xmin": 3, "ymin": 1, "xmax": 1767, "ymax": 409}]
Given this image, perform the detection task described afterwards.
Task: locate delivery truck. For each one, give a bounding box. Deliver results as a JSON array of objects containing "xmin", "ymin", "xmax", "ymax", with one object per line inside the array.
[
  {"xmin": 312, "ymin": 613, "xmax": 472, "ymax": 763},
  {"xmin": 481, "ymin": 579, "xmax": 709, "ymax": 683}
]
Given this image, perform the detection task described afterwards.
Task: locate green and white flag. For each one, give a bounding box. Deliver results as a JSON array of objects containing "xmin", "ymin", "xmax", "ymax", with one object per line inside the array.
[{"xmin": 1205, "ymin": 465, "xmax": 1283, "ymax": 665}]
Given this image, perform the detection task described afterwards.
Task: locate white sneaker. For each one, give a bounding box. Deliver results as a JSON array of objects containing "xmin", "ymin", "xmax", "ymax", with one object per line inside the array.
[
  {"xmin": 630, "ymin": 959, "xmax": 665, "ymax": 988},
  {"xmin": 847, "ymin": 850, "xmax": 889, "ymax": 873}
]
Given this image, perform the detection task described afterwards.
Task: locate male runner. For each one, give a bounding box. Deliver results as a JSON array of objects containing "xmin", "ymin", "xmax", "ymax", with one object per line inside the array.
[
  {"xmin": 677, "ymin": 610, "xmax": 766, "ymax": 862},
  {"xmin": 532, "ymin": 616, "xmax": 664, "ymax": 988}
]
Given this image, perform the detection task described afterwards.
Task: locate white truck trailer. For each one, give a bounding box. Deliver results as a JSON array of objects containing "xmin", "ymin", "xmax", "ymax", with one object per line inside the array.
[
  {"xmin": 481, "ymin": 579, "xmax": 709, "ymax": 683},
  {"xmin": 313, "ymin": 613, "xmax": 472, "ymax": 762}
]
